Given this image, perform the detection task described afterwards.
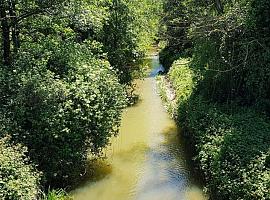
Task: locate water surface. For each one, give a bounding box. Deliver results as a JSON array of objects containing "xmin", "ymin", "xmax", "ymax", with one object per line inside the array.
[{"xmin": 72, "ymin": 56, "xmax": 206, "ymax": 200}]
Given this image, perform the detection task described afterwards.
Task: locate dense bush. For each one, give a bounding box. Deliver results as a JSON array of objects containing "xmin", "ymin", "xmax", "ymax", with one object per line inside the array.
[
  {"xmin": 159, "ymin": 0, "xmax": 270, "ymax": 199},
  {"xmin": 158, "ymin": 59, "xmax": 270, "ymax": 199},
  {"xmin": 0, "ymin": 42, "xmax": 126, "ymax": 187},
  {"xmin": 0, "ymin": 0, "xmax": 160, "ymax": 195},
  {"xmin": 188, "ymin": 0, "xmax": 270, "ymax": 103},
  {"xmin": 157, "ymin": 58, "xmax": 195, "ymax": 117},
  {"xmin": 185, "ymin": 97, "xmax": 270, "ymax": 200},
  {"xmin": 103, "ymin": 0, "xmax": 161, "ymax": 84},
  {"xmin": 0, "ymin": 137, "xmax": 41, "ymax": 200}
]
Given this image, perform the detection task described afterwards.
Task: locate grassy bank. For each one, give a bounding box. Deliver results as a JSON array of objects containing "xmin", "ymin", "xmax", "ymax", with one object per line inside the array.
[{"xmin": 157, "ymin": 59, "xmax": 270, "ymax": 200}]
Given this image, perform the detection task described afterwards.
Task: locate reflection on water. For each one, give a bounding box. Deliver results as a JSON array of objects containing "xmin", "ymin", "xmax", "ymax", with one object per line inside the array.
[
  {"xmin": 149, "ymin": 55, "xmax": 165, "ymax": 77},
  {"xmin": 71, "ymin": 57, "xmax": 207, "ymax": 200}
]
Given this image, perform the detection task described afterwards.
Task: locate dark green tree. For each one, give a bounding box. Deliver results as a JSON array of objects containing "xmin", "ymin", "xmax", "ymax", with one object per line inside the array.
[
  {"xmin": 159, "ymin": 0, "xmax": 191, "ymax": 71},
  {"xmin": 102, "ymin": 0, "xmax": 137, "ymax": 84}
]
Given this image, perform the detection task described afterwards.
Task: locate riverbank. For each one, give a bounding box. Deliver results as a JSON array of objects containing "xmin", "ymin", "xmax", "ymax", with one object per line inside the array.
[{"xmin": 156, "ymin": 59, "xmax": 270, "ymax": 200}]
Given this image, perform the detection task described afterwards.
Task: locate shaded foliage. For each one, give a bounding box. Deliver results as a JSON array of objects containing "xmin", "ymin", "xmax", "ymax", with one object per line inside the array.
[
  {"xmin": 0, "ymin": 41, "xmax": 126, "ymax": 187},
  {"xmin": 103, "ymin": 0, "xmax": 161, "ymax": 84},
  {"xmin": 160, "ymin": 0, "xmax": 270, "ymax": 105},
  {"xmin": 102, "ymin": 0, "xmax": 136, "ymax": 84},
  {"xmin": 159, "ymin": 0, "xmax": 192, "ymax": 71},
  {"xmin": 158, "ymin": 60, "xmax": 270, "ymax": 199},
  {"xmin": 0, "ymin": 0, "xmax": 126, "ymax": 193}
]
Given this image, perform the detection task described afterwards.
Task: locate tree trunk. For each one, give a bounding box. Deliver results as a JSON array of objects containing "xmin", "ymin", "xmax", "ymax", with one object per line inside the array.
[
  {"xmin": 215, "ymin": 0, "xmax": 224, "ymax": 14},
  {"xmin": 0, "ymin": 0, "xmax": 11, "ymax": 66},
  {"xmin": 8, "ymin": 0, "xmax": 19, "ymax": 53}
]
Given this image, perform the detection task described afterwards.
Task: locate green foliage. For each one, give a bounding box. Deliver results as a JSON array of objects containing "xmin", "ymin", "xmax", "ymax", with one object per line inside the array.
[
  {"xmin": 184, "ymin": 97, "xmax": 270, "ymax": 200},
  {"xmin": 160, "ymin": 0, "xmax": 270, "ymax": 198},
  {"xmin": 159, "ymin": 0, "xmax": 192, "ymax": 71},
  {"xmin": 0, "ymin": 0, "xmax": 127, "ymax": 188},
  {"xmin": 103, "ymin": 0, "xmax": 162, "ymax": 84},
  {"xmin": 160, "ymin": 0, "xmax": 270, "ymax": 105},
  {"xmin": 160, "ymin": 60, "xmax": 270, "ymax": 199},
  {"xmin": 102, "ymin": 0, "xmax": 137, "ymax": 84},
  {"xmin": 65, "ymin": 0, "xmax": 109, "ymax": 41},
  {"xmin": 159, "ymin": 46, "xmax": 181, "ymax": 72},
  {"xmin": 42, "ymin": 189, "xmax": 72, "ymax": 200},
  {"xmin": 0, "ymin": 44, "xmax": 126, "ymax": 186},
  {"xmin": 157, "ymin": 58, "xmax": 196, "ymax": 117},
  {"xmin": 169, "ymin": 59, "xmax": 195, "ymax": 104},
  {"xmin": 0, "ymin": 0, "xmax": 161, "ymax": 194},
  {"xmin": 0, "ymin": 137, "xmax": 41, "ymax": 200},
  {"xmin": 128, "ymin": 0, "xmax": 162, "ymax": 52}
]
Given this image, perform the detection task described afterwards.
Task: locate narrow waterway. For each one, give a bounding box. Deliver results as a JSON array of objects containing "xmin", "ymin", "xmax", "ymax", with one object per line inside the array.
[{"xmin": 71, "ymin": 55, "xmax": 206, "ymax": 200}]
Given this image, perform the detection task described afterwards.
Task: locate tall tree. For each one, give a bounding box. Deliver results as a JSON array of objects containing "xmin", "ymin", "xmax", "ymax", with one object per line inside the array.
[{"xmin": 103, "ymin": 0, "xmax": 136, "ymax": 84}]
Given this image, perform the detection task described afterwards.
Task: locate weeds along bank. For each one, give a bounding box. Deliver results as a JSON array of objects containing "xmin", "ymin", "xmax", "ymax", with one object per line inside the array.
[
  {"xmin": 157, "ymin": 60, "xmax": 270, "ymax": 200},
  {"xmin": 0, "ymin": 0, "xmax": 161, "ymax": 199}
]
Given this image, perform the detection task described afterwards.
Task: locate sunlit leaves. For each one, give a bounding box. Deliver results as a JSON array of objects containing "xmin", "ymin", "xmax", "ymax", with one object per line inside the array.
[{"xmin": 0, "ymin": 137, "xmax": 41, "ymax": 200}]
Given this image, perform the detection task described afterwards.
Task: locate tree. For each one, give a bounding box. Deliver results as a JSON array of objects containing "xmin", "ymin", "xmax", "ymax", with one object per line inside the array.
[
  {"xmin": 0, "ymin": 0, "xmax": 66, "ymax": 66},
  {"xmin": 102, "ymin": 0, "xmax": 136, "ymax": 84},
  {"xmin": 159, "ymin": 0, "xmax": 191, "ymax": 71}
]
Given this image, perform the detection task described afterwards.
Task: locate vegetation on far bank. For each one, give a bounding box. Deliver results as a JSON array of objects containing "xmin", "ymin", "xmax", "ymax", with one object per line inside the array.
[
  {"xmin": 157, "ymin": 61, "xmax": 270, "ymax": 200},
  {"xmin": 158, "ymin": 0, "xmax": 270, "ymax": 199}
]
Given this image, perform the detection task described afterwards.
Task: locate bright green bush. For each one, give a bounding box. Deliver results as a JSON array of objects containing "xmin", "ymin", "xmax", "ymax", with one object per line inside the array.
[
  {"xmin": 0, "ymin": 137, "xmax": 41, "ymax": 200},
  {"xmin": 0, "ymin": 43, "xmax": 126, "ymax": 187},
  {"xmin": 0, "ymin": 0, "xmax": 158, "ymax": 192},
  {"xmin": 160, "ymin": 0, "xmax": 270, "ymax": 198},
  {"xmin": 169, "ymin": 59, "xmax": 195, "ymax": 104},
  {"xmin": 160, "ymin": 58, "xmax": 270, "ymax": 200},
  {"xmin": 41, "ymin": 189, "xmax": 72, "ymax": 200},
  {"xmin": 157, "ymin": 58, "xmax": 197, "ymax": 119}
]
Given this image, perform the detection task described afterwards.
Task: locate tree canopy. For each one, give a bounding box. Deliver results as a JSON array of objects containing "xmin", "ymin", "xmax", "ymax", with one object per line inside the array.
[{"xmin": 0, "ymin": 0, "xmax": 162, "ymax": 197}]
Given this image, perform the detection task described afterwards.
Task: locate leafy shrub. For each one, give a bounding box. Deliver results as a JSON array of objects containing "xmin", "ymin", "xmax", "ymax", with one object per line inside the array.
[
  {"xmin": 0, "ymin": 137, "xmax": 41, "ymax": 200},
  {"xmin": 184, "ymin": 97, "xmax": 270, "ymax": 200},
  {"xmin": 161, "ymin": 0, "xmax": 270, "ymax": 105},
  {"xmin": 0, "ymin": 44, "xmax": 126, "ymax": 187},
  {"xmin": 169, "ymin": 59, "xmax": 195, "ymax": 104},
  {"xmin": 159, "ymin": 0, "xmax": 270, "ymax": 198},
  {"xmin": 0, "ymin": 0, "xmax": 159, "ymax": 192},
  {"xmin": 157, "ymin": 58, "xmax": 197, "ymax": 120},
  {"xmin": 159, "ymin": 58, "xmax": 270, "ymax": 199}
]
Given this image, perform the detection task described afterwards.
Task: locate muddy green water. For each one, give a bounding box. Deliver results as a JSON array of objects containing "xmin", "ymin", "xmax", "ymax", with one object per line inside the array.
[{"xmin": 71, "ymin": 56, "xmax": 207, "ymax": 200}]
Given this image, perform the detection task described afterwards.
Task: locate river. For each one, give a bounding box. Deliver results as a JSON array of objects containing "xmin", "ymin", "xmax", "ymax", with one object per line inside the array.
[{"xmin": 71, "ymin": 55, "xmax": 207, "ymax": 200}]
